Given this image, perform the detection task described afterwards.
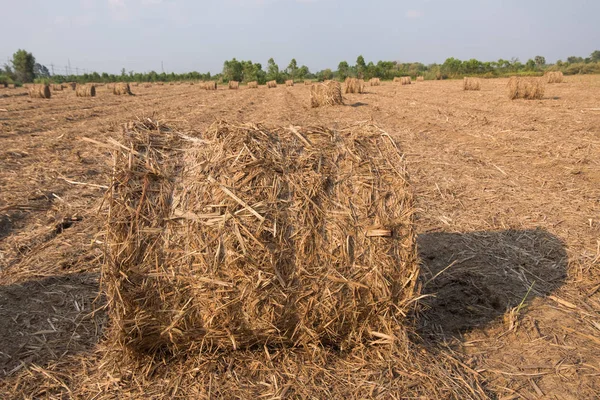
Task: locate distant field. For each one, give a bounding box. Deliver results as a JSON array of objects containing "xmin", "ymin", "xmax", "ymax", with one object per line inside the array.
[{"xmin": 1, "ymin": 76, "xmax": 599, "ymax": 398}]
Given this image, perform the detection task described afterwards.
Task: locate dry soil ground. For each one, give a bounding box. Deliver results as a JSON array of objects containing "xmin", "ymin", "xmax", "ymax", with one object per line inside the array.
[{"xmin": 0, "ymin": 77, "xmax": 599, "ymax": 399}]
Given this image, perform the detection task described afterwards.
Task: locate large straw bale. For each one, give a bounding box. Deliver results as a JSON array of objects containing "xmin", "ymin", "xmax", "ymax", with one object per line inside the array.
[
  {"xmin": 369, "ymin": 78, "xmax": 381, "ymax": 86},
  {"xmin": 416, "ymin": 76, "xmax": 424, "ymax": 82},
  {"xmin": 507, "ymin": 76, "xmax": 545, "ymax": 100},
  {"xmin": 76, "ymin": 84, "xmax": 96, "ymax": 97},
  {"xmin": 310, "ymin": 80, "xmax": 343, "ymax": 107},
  {"xmin": 113, "ymin": 82, "xmax": 132, "ymax": 95},
  {"xmin": 204, "ymin": 81, "xmax": 217, "ymax": 90},
  {"xmin": 304, "ymin": 80, "xmax": 312, "ymax": 85},
  {"xmin": 247, "ymin": 81, "xmax": 258, "ymax": 89},
  {"xmin": 285, "ymin": 80, "xmax": 294, "ymax": 87},
  {"xmin": 104, "ymin": 120, "xmax": 419, "ymax": 355},
  {"xmin": 344, "ymin": 77, "xmax": 364, "ymax": 94},
  {"xmin": 228, "ymin": 80, "xmax": 239, "ymax": 89},
  {"xmin": 401, "ymin": 77, "xmax": 411, "ymax": 85},
  {"xmin": 28, "ymin": 84, "xmax": 51, "ymax": 99},
  {"xmin": 267, "ymin": 80, "xmax": 277, "ymax": 88},
  {"xmin": 52, "ymin": 84, "xmax": 63, "ymax": 91},
  {"xmin": 546, "ymin": 71, "xmax": 564, "ymax": 83},
  {"xmin": 463, "ymin": 77, "xmax": 481, "ymax": 91}
]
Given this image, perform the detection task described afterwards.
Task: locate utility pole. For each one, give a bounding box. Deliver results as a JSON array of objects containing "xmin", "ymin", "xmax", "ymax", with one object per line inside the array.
[
  {"xmin": 68, "ymin": 59, "xmax": 72, "ymax": 76},
  {"xmin": 75, "ymin": 67, "xmax": 79, "ymax": 75},
  {"xmin": 161, "ymin": 61, "xmax": 164, "ymax": 73},
  {"xmin": 50, "ymin": 63, "xmax": 55, "ymax": 75}
]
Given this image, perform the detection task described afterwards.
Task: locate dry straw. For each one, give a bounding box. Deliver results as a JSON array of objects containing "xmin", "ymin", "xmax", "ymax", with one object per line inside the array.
[
  {"xmin": 401, "ymin": 77, "xmax": 411, "ymax": 85},
  {"xmin": 463, "ymin": 77, "xmax": 481, "ymax": 91},
  {"xmin": 286, "ymin": 79, "xmax": 294, "ymax": 87},
  {"xmin": 344, "ymin": 77, "xmax": 364, "ymax": 94},
  {"xmin": 267, "ymin": 80, "xmax": 277, "ymax": 88},
  {"xmin": 393, "ymin": 77, "xmax": 401, "ymax": 83},
  {"xmin": 28, "ymin": 84, "xmax": 51, "ymax": 99},
  {"xmin": 104, "ymin": 120, "xmax": 419, "ymax": 355},
  {"xmin": 204, "ymin": 81, "xmax": 217, "ymax": 90},
  {"xmin": 546, "ymin": 71, "xmax": 564, "ymax": 84},
  {"xmin": 247, "ymin": 81, "xmax": 258, "ymax": 89},
  {"xmin": 68, "ymin": 82, "xmax": 77, "ymax": 90},
  {"xmin": 113, "ymin": 82, "xmax": 132, "ymax": 95},
  {"xmin": 228, "ymin": 80, "xmax": 240, "ymax": 90},
  {"xmin": 310, "ymin": 80, "xmax": 343, "ymax": 107},
  {"xmin": 52, "ymin": 84, "xmax": 63, "ymax": 91},
  {"xmin": 507, "ymin": 76, "xmax": 545, "ymax": 100},
  {"xmin": 76, "ymin": 84, "xmax": 96, "ymax": 97},
  {"xmin": 144, "ymin": 83, "xmax": 152, "ymax": 88},
  {"xmin": 304, "ymin": 80, "xmax": 312, "ymax": 85},
  {"xmin": 7, "ymin": 83, "xmax": 15, "ymax": 89},
  {"xmin": 416, "ymin": 76, "xmax": 424, "ymax": 82},
  {"xmin": 369, "ymin": 78, "xmax": 381, "ymax": 86}
]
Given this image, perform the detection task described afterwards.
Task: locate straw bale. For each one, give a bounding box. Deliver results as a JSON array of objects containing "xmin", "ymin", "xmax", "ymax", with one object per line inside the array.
[
  {"xmin": 228, "ymin": 80, "xmax": 239, "ymax": 90},
  {"xmin": 113, "ymin": 82, "xmax": 132, "ymax": 95},
  {"xmin": 507, "ymin": 76, "xmax": 545, "ymax": 100},
  {"xmin": 267, "ymin": 80, "xmax": 277, "ymax": 88},
  {"xmin": 310, "ymin": 80, "xmax": 343, "ymax": 107},
  {"xmin": 52, "ymin": 84, "xmax": 63, "ymax": 91},
  {"xmin": 28, "ymin": 84, "xmax": 51, "ymax": 99},
  {"xmin": 546, "ymin": 71, "xmax": 564, "ymax": 84},
  {"xmin": 344, "ymin": 77, "xmax": 364, "ymax": 94},
  {"xmin": 416, "ymin": 76, "xmax": 424, "ymax": 82},
  {"xmin": 285, "ymin": 79, "xmax": 294, "ymax": 87},
  {"xmin": 401, "ymin": 77, "xmax": 411, "ymax": 85},
  {"xmin": 104, "ymin": 120, "xmax": 419, "ymax": 355},
  {"xmin": 304, "ymin": 80, "xmax": 312, "ymax": 85},
  {"xmin": 393, "ymin": 77, "xmax": 401, "ymax": 83},
  {"xmin": 369, "ymin": 78, "xmax": 381, "ymax": 86},
  {"xmin": 247, "ymin": 81, "xmax": 258, "ymax": 89},
  {"xmin": 463, "ymin": 77, "xmax": 481, "ymax": 91},
  {"xmin": 76, "ymin": 84, "xmax": 96, "ymax": 97},
  {"xmin": 204, "ymin": 81, "xmax": 217, "ymax": 90}
]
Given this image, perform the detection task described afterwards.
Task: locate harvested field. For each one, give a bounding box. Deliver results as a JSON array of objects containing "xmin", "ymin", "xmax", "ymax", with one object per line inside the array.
[{"xmin": 0, "ymin": 76, "xmax": 599, "ymax": 399}]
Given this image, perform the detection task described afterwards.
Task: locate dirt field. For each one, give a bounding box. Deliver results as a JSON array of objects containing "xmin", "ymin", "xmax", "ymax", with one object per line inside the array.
[{"xmin": 1, "ymin": 77, "xmax": 599, "ymax": 399}]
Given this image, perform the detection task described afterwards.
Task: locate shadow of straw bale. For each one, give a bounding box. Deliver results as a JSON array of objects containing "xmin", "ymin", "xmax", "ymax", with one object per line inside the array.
[
  {"xmin": 417, "ymin": 228, "xmax": 567, "ymax": 339},
  {"xmin": 0, "ymin": 273, "xmax": 105, "ymax": 376}
]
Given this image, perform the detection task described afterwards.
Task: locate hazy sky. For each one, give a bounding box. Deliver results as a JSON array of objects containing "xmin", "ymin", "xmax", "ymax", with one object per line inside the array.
[{"xmin": 1, "ymin": 0, "xmax": 599, "ymax": 75}]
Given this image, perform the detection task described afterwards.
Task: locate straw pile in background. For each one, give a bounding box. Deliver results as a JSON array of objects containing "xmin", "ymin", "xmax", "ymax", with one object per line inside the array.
[
  {"xmin": 144, "ymin": 83, "xmax": 151, "ymax": 88},
  {"xmin": 52, "ymin": 84, "xmax": 63, "ymax": 91},
  {"xmin": 157, "ymin": 82, "xmax": 164, "ymax": 86},
  {"xmin": 131, "ymin": 82, "xmax": 139, "ymax": 87},
  {"xmin": 267, "ymin": 80, "xmax": 277, "ymax": 88},
  {"xmin": 416, "ymin": 76, "xmax": 424, "ymax": 82},
  {"xmin": 401, "ymin": 77, "xmax": 411, "ymax": 85},
  {"xmin": 369, "ymin": 78, "xmax": 381, "ymax": 86},
  {"xmin": 393, "ymin": 77, "xmax": 401, "ymax": 83},
  {"xmin": 344, "ymin": 77, "xmax": 364, "ymax": 94},
  {"xmin": 7, "ymin": 83, "xmax": 15, "ymax": 89},
  {"xmin": 228, "ymin": 80, "xmax": 239, "ymax": 90},
  {"xmin": 76, "ymin": 84, "xmax": 96, "ymax": 97},
  {"xmin": 103, "ymin": 120, "xmax": 419, "ymax": 355},
  {"xmin": 28, "ymin": 84, "xmax": 51, "ymax": 99},
  {"xmin": 310, "ymin": 80, "xmax": 343, "ymax": 107},
  {"xmin": 546, "ymin": 71, "xmax": 564, "ymax": 84},
  {"xmin": 304, "ymin": 80, "xmax": 312, "ymax": 85},
  {"xmin": 286, "ymin": 80, "xmax": 294, "ymax": 87},
  {"xmin": 507, "ymin": 76, "xmax": 545, "ymax": 100},
  {"xmin": 247, "ymin": 81, "xmax": 258, "ymax": 89},
  {"xmin": 463, "ymin": 77, "xmax": 481, "ymax": 91},
  {"xmin": 113, "ymin": 82, "xmax": 132, "ymax": 95},
  {"xmin": 204, "ymin": 81, "xmax": 217, "ymax": 90},
  {"xmin": 68, "ymin": 82, "xmax": 77, "ymax": 90}
]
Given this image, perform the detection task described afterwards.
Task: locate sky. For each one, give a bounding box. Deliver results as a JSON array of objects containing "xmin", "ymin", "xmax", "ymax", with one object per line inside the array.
[{"xmin": 1, "ymin": 0, "xmax": 599, "ymax": 75}]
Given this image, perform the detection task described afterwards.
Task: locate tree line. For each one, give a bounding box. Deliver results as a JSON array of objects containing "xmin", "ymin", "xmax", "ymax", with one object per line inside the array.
[{"xmin": 2, "ymin": 49, "xmax": 600, "ymax": 86}]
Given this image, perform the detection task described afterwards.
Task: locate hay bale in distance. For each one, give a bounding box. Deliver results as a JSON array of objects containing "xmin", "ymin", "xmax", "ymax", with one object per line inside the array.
[
  {"xmin": 369, "ymin": 78, "xmax": 381, "ymax": 86},
  {"xmin": 7, "ymin": 83, "xmax": 15, "ymax": 89},
  {"xmin": 76, "ymin": 84, "xmax": 96, "ymax": 97},
  {"xmin": 144, "ymin": 83, "xmax": 152, "ymax": 88},
  {"xmin": 104, "ymin": 120, "xmax": 419, "ymax": 355},
  {"xmin": 507, "ymin": 76, "xmax": 545, "ymax": 100},
  {"xmin": 311, "ymin": 80, "xmax": 343, "ymax": 107},
  {"xmin": 28, "ymin": 84, "xmax": 51, "ymax": 99},
  {"xmin": 393, "ymin": 77, "xmax": 402, "ymax": 83},
  {"xmin": 204, "ymin": 81, "xmax": 217, "ymax": 90},
  {"xmin": 546, "ymin": 71, "xmax": 564, "ymax": 84},
  {"xmin": 285, "ymin": 80, "xmax": 294, "ymax": 87},
  {"xmin": 247, "ymin": 81, "xmax": 258, "ymax": 89},
  {"xmin": 267, "ymin": 80, "xmax": 277, "ymax": 88},
  {"xmin": 401, "ymin": 77, "xmax": 411, "ymax": 85},
  {"xmin": 416, "ymin": 76, "xmax": 424, "ymax": 82},
  {"xmin": 228, "ymin": 80, "xmax": 239, "ymax": 90},
  {"xmin": 113, "ymin": 82, "xmax": 132, "ymax": 95},
  {"xmin": 463, "ymin": 77, "xmax": 481, "ymax": 91},
  {"xmin": 52, "ymin": 84, "xmax": 63, "ymax": 91},
  {"xmin": 304, "ymin": 80, "xmax": 312, "ymax": 85},
  {"xmin": 344, "ymin": 77, "xmax": 364, "ymax": 94}
]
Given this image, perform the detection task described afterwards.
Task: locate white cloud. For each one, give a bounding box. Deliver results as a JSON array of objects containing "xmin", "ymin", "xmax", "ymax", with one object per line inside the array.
[{"xmin": 405, "ymin": 10, "xmax": 423, "ymax": 19}]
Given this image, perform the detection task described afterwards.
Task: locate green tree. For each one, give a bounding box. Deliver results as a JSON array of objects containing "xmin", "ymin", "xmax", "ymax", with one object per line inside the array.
[
  {"xmin": 567, "ymin": 56, "xmax": 584, "ymax": 64},
  {"xmin": 590, "ymin": 50, "xmax": 600, "ymax": 62},
  {"xmin": 34, "ymin": 63, "xmax": 50, "ymax": 79},
  {"xmin": 287, "ymin": 58, "xmax": 298, "ymax": 80},
  {"xmin": 222, "ymin": 58, "xmax": 243, "ymax": 82},
  {"xmin": 296, "ymin": 65, "xmax": 310, "ymax": 80},
  {"xmin": 337, "ymin": 61, "xmax": 350, "ymax": 80},
  {"xmin": 525, "ymin": 59, "xmax": 536, "ymax": 71},
  {"xmin": 356, "ymin": 55, "xmax": 366, "ymax": 78},
  {"xmin": 267, "ymin": 58, "xmax": 280, "ymax": 82},
  {"xmin": 318, "ymin": 68, "xmax": 333, "ymax": 81},
  {"xmin": 12, "ymin": 49, "xmax": 36, "ymax": 82},
  {"xmin": 534, "ymin": 55, "xmax": 546, "ymax": 68}
]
